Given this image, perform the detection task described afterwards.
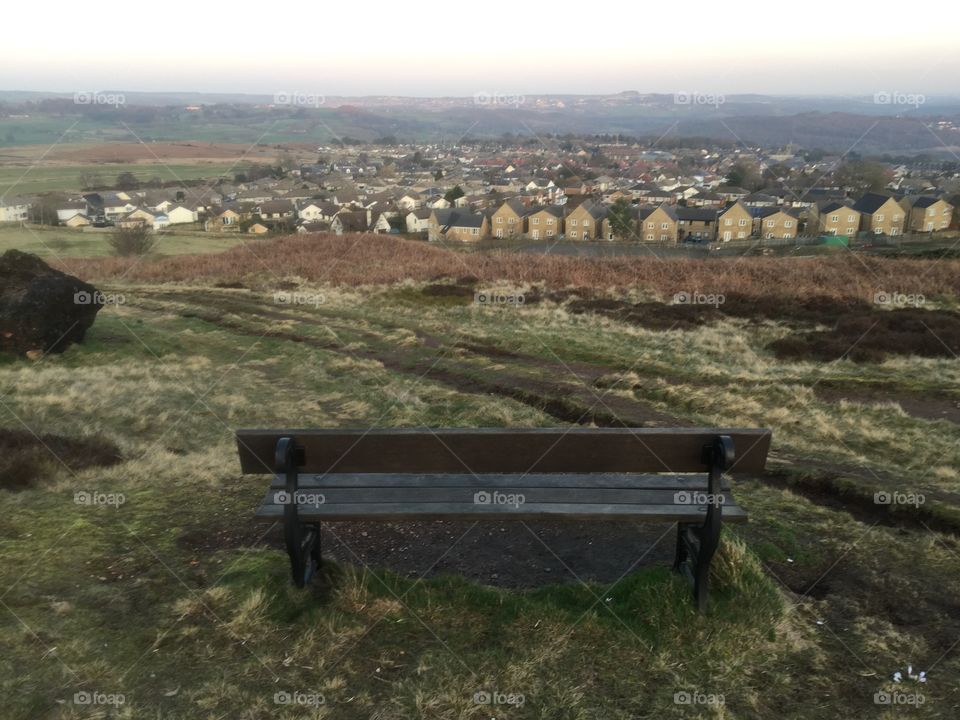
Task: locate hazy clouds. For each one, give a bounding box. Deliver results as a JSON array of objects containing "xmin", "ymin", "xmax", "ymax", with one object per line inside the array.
[{"xmin": 2, "ymin": 0, "xmax": 958, "ymax": 96}]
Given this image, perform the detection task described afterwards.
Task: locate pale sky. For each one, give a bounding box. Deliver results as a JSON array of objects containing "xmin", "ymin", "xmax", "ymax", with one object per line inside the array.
[{"xmin": 2, "ymin": 0, "xmax": 958, "ymax": 97}]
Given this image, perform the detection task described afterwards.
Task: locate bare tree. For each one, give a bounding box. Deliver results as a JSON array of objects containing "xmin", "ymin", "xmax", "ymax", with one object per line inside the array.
[{"xmin": 109, "ymin": 224, "xmax": 155, "ymax": 256}]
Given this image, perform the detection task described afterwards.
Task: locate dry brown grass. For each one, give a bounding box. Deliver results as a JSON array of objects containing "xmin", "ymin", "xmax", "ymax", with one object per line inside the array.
[{"xmin": 59, "ymin": 233, "xmax": 960, "ymax": 301}]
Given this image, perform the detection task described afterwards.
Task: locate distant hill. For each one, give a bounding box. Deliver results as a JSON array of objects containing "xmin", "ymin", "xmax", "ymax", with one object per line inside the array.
[{"xmin": 2, "ymin": 90, "xmax": 959, "ymax": 153}]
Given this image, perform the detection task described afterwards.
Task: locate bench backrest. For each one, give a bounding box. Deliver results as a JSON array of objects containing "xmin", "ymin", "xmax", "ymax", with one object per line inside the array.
[{"xmin": 236, "ymin": 428, "xmax": 771, "ymax": 475}]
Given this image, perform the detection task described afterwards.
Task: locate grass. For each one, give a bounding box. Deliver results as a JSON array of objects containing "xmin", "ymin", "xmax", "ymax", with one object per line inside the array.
[
  {"xmin": 1, "ymin": 261, "xmax": 959, "ymax": 716},
  {"xmin": 0, "ymin": 225, "xmax": 257, "ymax": 258},
  {"xmin": 0, "ymin": 161, "xmax": 240, "ymax": 198}
]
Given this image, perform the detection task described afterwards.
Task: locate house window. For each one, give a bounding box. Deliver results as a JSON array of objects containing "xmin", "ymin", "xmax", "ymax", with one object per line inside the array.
[
  {"xmin": 532, "ymin": 218, "xmax": 539, "ymax": 224},
  {"xmin": 767, "ymin": 220, "xmax": 775, "ymax": 227},
  {"xmin": 876, "ymin": 214, "xmax": 884, "ymax": 221},
  {"xmin": 547, "ymin": 219, "xmax": 554, "ymax": 225},
  {"xmin": 830, "ymin": 215, "xmax": 839, "ymax": 222},
  {"xmin": 583, "ymin": 221, "xmax": 589, "ymax": 227},
  {"xmin": 660, "ymin": 234, "xmax": 668, "ymax": 242},
  {"xmin": 646, "ymin": 234, "xmax": 654, "ymax": 240},
  {"xmin": 471, "ymin": 228, "xmax": 479, "ymax": 235},
  {"xmin": 508, "ymin": 217, "xmax": 515, "ymax": 224},
  {"xmin": 846, "ymin": 227, "xmax": 855, "ymax": 234},
  {"xmin": 893, "ymin": 215, "xmax": 901, "ymax": 222},
  {"xmin": 661, "ymin": 223, "xmax": 668, "ymax": 229},
  {"xmin": 497, "ymin": 217, "xmax": 503, "ymax": 223},
  {"xmin": 570, "ymin": 219, "xmax": 578, "ymax": 226},
  {"xmin": 785, "ymin": 221, "xmax": 793, "ymax": 228},
  {"xmin": 570, "ymin": 231, "xmax": 578, "ymax": 238},
  {"xmin": 546, "ymin": 229, "xmax": 554, "ymax": 237},
  {"xmin": 725, "ymin": 219, "xmax": 732, "ymax": 225},
  {"xmin": 737, "ymin": 231, "xmax": 745, "ymax": 238},
  {"xmin": 738, "ymin": 219, "xmax": 747, "ymax": 226}
]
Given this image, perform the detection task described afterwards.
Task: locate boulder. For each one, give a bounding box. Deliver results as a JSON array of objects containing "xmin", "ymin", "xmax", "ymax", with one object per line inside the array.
[{"xmin": 0, "ymin": 250, "xmax": 103, "ymax": 357}]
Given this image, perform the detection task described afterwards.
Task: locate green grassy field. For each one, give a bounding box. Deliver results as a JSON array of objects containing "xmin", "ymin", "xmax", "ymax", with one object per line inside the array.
[
  {"xmin": 0, "ymin": 225, "xmax": 256, "ymax": 258},
  {"xmin": 0, "ymin": 162, "xmax": 240, "ymax": 198},
  {"xmin": 1, "ymin": 269, "xmax": 958, "ymax": 718}
]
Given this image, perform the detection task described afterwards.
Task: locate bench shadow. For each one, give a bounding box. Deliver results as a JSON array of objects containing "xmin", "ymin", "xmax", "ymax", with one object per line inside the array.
[{"xmin": 311, "ymin": 519, "xmax": 679, "ymax": 590}]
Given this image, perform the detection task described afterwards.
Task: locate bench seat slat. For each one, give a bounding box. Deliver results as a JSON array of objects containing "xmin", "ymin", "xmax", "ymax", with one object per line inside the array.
[
  {"xmin": 268, "ymin": 473, "xmax": 730, "ymax": 491},
  {"xmin": 254, "ymin": 499, "xmax": 749, "ymax": 523},
  {"xmin": 259, "ymin": 487, "xmax": 739, "ymax": 505}
]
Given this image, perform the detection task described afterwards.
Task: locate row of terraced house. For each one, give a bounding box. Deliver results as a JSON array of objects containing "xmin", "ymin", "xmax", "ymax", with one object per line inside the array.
[{"xmin": 425, "ymin": 192, "xmax": 957, "ymax": 243}]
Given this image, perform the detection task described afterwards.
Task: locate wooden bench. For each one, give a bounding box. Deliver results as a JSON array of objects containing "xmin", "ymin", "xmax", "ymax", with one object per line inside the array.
[{"xmin": 236, "ymin": 427, "xmax": 771, "ymax": 610}]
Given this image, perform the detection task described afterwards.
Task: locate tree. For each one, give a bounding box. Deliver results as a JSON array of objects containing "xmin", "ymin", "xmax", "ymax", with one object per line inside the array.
[
  {"xmin": 607, "ymin": 198, "xmax": 635, "ymax": 240},
  {"xmin": 433, "ymin": 169, "xmax": 443, "ymax": 181},
  {"xmin": 109, "ymin": 224, "xmax": 155, "ymax": 256},
  {"xmin": 278, "ymin": 152, "xmax": 298, "ymax": 173},
  {"xmin": 79, "ymin": 172, "xmax": 102, "ymax": 190},
  {"xmin": 116, "ymin": 171, "xmax": 140, "ymax": 190},
  {"xmin": 834, "ymin": 160, "xmax": 888, "ymax": 194},
  {"xmin": 725, "ymin": 162, "xmax": 763, "ymax": 191},
  {"xmin": 29, "ymin": 197, "xmax": 61, "ymax": 226},
  {"xmin": 444, "ymin": 185, "xmax": 464, "ymax": 204}
]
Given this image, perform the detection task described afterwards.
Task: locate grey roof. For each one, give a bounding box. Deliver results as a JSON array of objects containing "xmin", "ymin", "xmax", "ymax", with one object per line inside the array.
[
  {"xmin": 818, "ymin": 201, "xmax": 856, "ymax": 214},
  {"xmin": 434, "ymin": 208, "xmax": 485, "ymax": 229},
  {"xmin": 852, "ymin": 192, "xmax": 895, "ymax": 214},
  {"xmin": 909, "ymin": 195, "xmax": 943, "ymax": 209},
  {"xmin": 676, "ymin": 207, "xmax": 718, "ymax": 222}
]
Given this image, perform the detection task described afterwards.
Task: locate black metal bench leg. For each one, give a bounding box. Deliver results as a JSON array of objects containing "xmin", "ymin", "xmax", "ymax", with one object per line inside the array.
[
  {"xmin": 694, "ymin": 510, "xmax": 721, "ymax": 612},
  {"xmin": 672, "ymin": 522, "xmax": 689, "ymax": 571},
  {"xmin": 685, "ymin": 435, "xmax": 734, "ymax": 611},
  {"xmin": 276, "ymin": 437, "xmax": 319, "ymax": 588}
]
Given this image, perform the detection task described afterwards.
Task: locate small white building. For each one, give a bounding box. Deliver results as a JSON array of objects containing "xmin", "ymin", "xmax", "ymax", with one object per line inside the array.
[
  {"xmin": 165, "ymin": 204, "xmax": 198, "ymax": 224},
  {"xmin": 0, "ymin": 199, "xmax": 31, "ymax": 222}
]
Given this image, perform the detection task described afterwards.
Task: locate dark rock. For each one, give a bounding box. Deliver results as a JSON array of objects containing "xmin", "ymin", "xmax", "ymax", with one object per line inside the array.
[{"xmin": 0, "ymin": 250, "xmax": 103, "ymax": 357}]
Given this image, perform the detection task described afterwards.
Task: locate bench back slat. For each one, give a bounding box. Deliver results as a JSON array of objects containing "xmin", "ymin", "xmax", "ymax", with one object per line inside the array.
[{"xmin": 236, "ymin": 428, "xmax": 771, "ymax": 475}]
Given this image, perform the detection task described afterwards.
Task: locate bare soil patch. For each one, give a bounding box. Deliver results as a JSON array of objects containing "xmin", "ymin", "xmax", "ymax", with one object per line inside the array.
[
  {"xmin": 814, "ymin": 381, "xmax": 960, "ymax": 424},
  {"xmin": 0, "ymin": 429, "xmax": 122, "ymax": 489},
  {"xmin": 769, "ymin": 308, "xmax": 960, "ymax": 362},
  {"xmin": 271, "ymin": 518, "xmax": 678, "ymax": 589}
]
